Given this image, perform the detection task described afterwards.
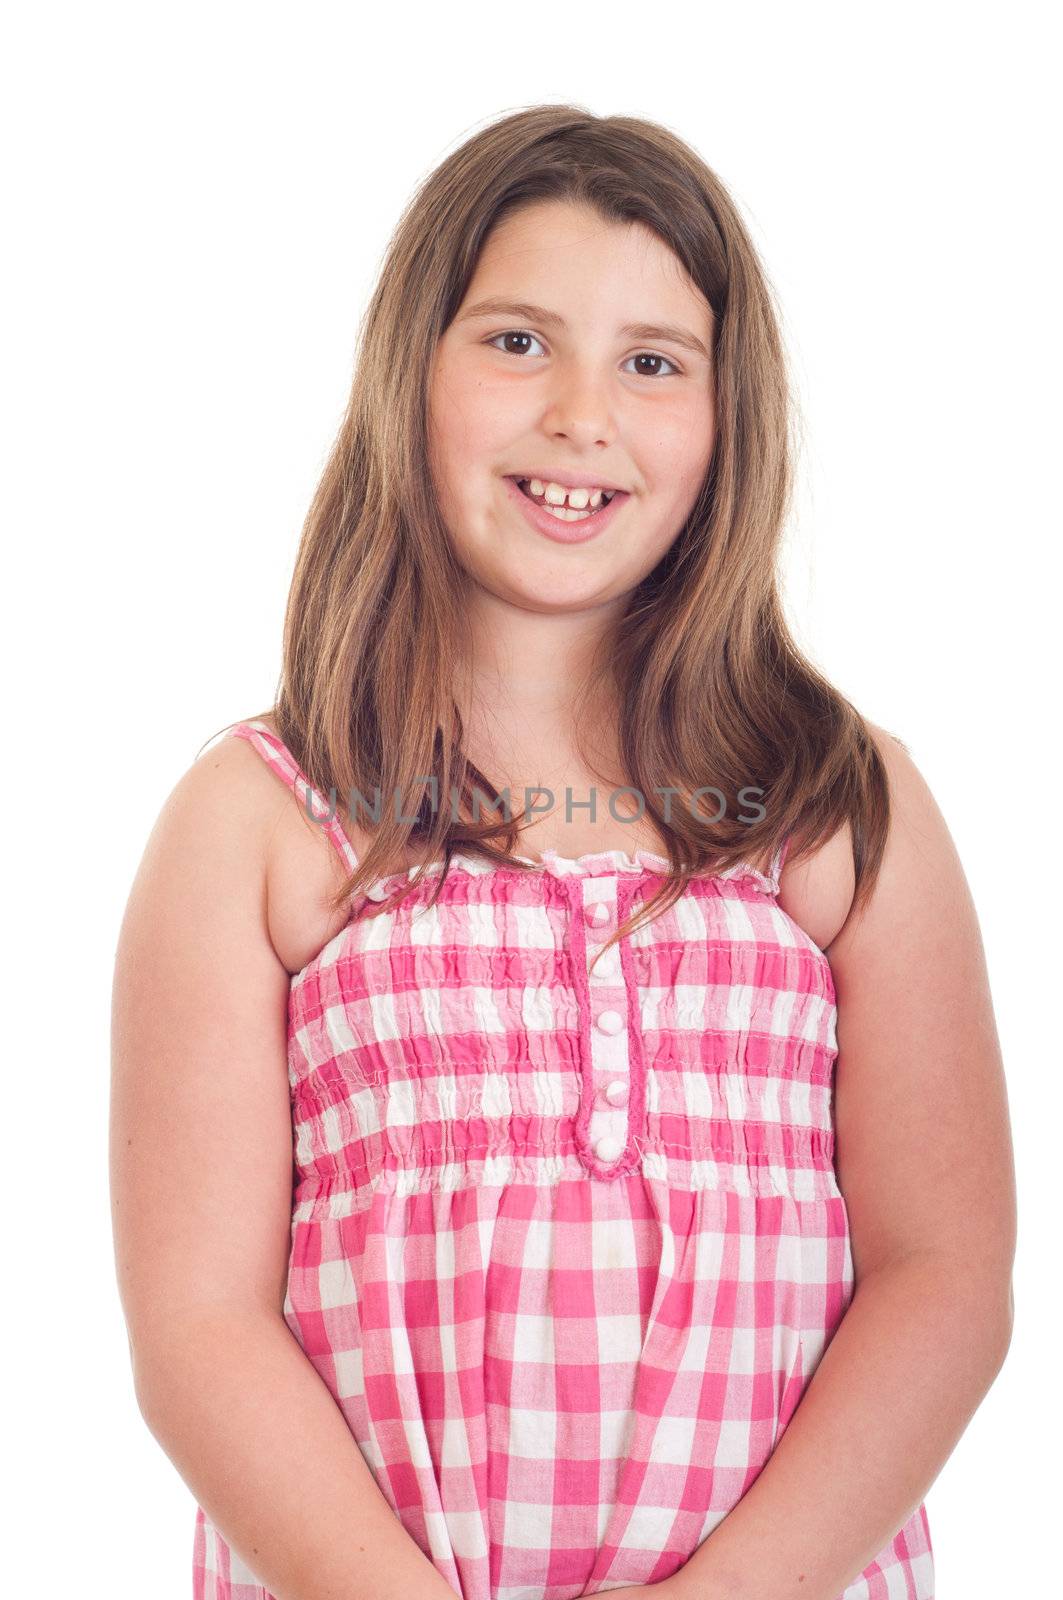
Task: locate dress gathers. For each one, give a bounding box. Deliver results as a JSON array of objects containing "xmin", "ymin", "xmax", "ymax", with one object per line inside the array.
[{"xmin": 192, "ymin": 719, "xmax": 934, "ymax": 1599}]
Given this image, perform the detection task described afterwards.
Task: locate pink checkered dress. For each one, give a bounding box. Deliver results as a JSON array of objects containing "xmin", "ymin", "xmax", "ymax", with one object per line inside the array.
[{"xmin": 192, "ymin": 719, "xmax": 934, "ymax": 1599}]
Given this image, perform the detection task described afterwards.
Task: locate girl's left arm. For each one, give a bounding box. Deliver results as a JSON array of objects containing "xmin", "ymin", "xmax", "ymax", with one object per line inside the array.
[{"xmin": 664, "ymin": 727, "xmax": 1017, "ymax": 1600}]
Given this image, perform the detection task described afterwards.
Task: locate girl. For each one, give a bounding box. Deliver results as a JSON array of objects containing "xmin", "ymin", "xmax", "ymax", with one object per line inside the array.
[{"xmin": 111, "ymin": 106, "xmax": 1016, "ymax": 1600}]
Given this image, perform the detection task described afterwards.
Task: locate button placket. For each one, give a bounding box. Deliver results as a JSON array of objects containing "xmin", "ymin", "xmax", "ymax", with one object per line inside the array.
[{"xmin": 581, "ymin": 881, "xmax": 631, "ymax": 1167}]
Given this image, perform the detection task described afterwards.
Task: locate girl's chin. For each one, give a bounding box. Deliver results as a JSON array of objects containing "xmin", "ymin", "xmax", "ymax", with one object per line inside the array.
[{"xmin": 473, "ymin": 562, "xmax": 627, "ymax": 611}]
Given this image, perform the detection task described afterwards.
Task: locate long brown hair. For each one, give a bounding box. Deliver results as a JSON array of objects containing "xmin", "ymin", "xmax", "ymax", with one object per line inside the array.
[{"xmin": 206, "ymin": 104, "xmax": 901, "ymax": 958}]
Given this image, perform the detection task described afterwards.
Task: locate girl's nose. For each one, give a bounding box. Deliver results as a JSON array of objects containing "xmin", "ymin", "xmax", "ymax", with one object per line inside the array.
[{"xmin": 540, "ymin": 368, "xmax": 615, "ymax": 443}]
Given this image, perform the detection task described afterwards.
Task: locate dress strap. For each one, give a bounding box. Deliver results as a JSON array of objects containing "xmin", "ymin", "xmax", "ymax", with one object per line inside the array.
[
  {"xmin": 767, "ymin": 832, "xmax": 792, "ymax": 890},
  {"xmin": 227, "ymin": 719, "xmax": 360, "ymax": 873}
]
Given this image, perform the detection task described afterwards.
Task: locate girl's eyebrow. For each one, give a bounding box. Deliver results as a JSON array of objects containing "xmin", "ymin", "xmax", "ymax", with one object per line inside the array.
[{"xmin": 456, "ymin": 297, "xmax": 711, "ymax": 362}]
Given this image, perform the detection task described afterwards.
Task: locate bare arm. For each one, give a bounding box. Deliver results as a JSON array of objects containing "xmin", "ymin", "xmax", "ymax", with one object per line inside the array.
[
  {"xmin": 662, "ymin": 729, "xmax": 1016, "ymax": 1600},
  {"xmin": 110, "ymin": 736, "xmax": 457, "ymax": 1600}
]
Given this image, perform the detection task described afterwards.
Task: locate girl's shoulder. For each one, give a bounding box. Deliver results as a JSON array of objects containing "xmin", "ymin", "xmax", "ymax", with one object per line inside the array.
[
  {"xmin": 776, "ymin": 719, "xmax": 924, "ymax": 956},
  {"xmin": 788, "ymin": 719, "xmax": 957, "ymax": 958},
  {"xmin": 196, "ymin": 713, "xmax": 365, "ymax": 976},
  {"xmin": 778, "ymin": 821, "xmax": 856, "ymax": 956}
]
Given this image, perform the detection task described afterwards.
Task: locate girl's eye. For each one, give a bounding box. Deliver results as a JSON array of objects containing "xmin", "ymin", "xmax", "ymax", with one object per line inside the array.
[
  {"xmin": 485, "ymin": 330, "xmax": 679, "ymax": 378},
  {"xmin": 487, "ymin": 330, "xmax": 547, "ymax": 359},
  {"xmin": 623, "ymin": 351, "xmax": 679, "ymax": 378}
]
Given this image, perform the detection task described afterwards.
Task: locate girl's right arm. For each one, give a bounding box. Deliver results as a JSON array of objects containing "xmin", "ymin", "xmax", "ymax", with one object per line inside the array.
[{"xmin": 110, "ymin": 736, "xmax": 458, "ymax": 1600}]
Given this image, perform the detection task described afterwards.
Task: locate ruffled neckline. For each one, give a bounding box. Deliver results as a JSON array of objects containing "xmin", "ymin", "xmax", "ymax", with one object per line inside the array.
[{"xmin": 365, "ymin": 845, "xmax": 780, "ymax": 895}]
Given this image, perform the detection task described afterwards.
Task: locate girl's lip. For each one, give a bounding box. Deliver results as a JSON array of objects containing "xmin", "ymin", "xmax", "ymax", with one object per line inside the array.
[{"xmin": 502, "ymin": 475, "xmax": 629, "ymax": 544}]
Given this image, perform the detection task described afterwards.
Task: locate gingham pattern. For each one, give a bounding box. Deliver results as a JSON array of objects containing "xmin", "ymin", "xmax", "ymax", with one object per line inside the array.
[{"xmin": 193, "ymin": 720, "xmax": 934, "ymax": 1599}]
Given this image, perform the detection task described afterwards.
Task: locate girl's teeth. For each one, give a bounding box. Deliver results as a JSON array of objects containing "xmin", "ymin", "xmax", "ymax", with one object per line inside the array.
[
  {"xmin": 544, "ymin": 503, "xmax": 594, "ymax": 522},
  {"xmin": 525, "ymin": 477, "xmax": 609, "ymax": 511},
  {"xmin": 544, "ymin": 483, "xmax": 591, "ymax": 508}
]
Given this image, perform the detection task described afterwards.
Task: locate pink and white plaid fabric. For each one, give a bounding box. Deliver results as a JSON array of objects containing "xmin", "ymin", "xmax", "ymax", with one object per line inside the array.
[{"xmin": 193, "ymin": 719, "xmax": 934, "ymax": 1599}]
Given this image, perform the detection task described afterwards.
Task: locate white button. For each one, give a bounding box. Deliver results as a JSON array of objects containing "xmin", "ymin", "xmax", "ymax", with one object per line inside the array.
[
  {"xmin": 596, "ymin": 1009, "xmax": 624, "ymax": 1034},
  {"xmin": 366, "ymin": 882, "xmax": 389, "ymax": 901},
  {"xmin": 584, "ymin": 900, "xmax": 612, "ymax": 929},
  {"xmin": 603, "ymin": 1079, "xmax": 629, "ymax": 1106},
  {"xmin": 594, "ymin": 1134, "xmax": 625, "ymax": 1161},
  {"xmin": 592, "ymin": 947, "xmax": 621, "ymax": 979}
]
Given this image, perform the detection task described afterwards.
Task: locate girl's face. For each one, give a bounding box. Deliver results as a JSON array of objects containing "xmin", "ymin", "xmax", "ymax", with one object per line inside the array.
[{"xmin": 428, "ymin": 199, "xmax": 717, "ymax": 615}]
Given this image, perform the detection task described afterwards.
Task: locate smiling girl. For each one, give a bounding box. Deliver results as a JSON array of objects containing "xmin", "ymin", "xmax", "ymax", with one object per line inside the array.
[{"xmin": 111, "ymin": 106, "xmax": 1015, "ymax": 1600}]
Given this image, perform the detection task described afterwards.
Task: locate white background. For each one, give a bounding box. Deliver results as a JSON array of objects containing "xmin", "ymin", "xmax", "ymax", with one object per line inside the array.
[{"xmin": 4, "ymin": 2, "xmax": 1057, "ymax": 1593}]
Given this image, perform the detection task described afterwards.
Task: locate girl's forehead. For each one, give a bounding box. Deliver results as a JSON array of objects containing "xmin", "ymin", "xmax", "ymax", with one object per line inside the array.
[{"xmin": 455, "ymin": 215, "xmax": 712, "ymax": 341}]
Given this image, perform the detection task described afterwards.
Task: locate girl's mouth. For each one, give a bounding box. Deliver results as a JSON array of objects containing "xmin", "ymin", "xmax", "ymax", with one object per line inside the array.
[{"xmin": 503, "ymin": 475, "xmax": 630, "ymax": 545}]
